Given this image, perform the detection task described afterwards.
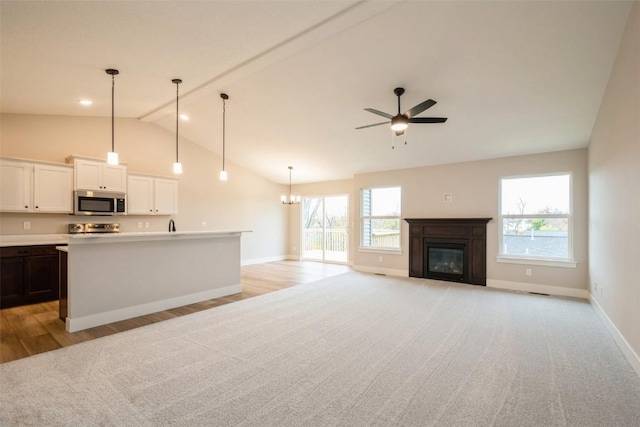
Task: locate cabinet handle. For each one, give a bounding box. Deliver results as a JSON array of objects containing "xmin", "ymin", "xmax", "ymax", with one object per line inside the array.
[
  {"xmin": 35, "ymin": 206, "xmax": 39, "ymax": 209},
  {"xmin": 25, "ymin": 205, "xmax": 28, "ymax": 208}
]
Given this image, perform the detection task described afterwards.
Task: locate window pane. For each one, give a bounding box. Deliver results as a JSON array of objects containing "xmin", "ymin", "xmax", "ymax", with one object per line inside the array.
[
  {"xmin": 501, "ymin": 175, "xmax": 570, "ymax": 215},
  {"xmin": 363, "ymin": 218, "xmax": 400, "ymax": 249},
  {"xmin": 368, "ymin": 187, "xmax": 401, "ymax": 216},
  {"xmin": 502, "ymin": 218, "xmax": 569, "ymax": 258}
]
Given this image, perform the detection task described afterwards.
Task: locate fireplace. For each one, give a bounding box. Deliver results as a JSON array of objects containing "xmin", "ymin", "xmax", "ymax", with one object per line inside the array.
[
  {"xmin": 405, "ymin": 218, "xmax": 491, "ymax": 286},
  {"xmin": 424, "ymin": 240, "xmax": 467, "ymax": 282}
]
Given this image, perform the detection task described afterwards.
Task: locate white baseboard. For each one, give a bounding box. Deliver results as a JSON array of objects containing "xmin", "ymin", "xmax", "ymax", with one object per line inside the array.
[
  {"xmin": 590, "ymin": 296, "xmax": 640, "ymax": 378},
  {"xmin": 487, "ymin": 279, "xmax": 589, "ymax": 299},
  {"xmin": 241, "ymin": 255, "xmax": 288, "ymax": 266},
  {"xmin": 66, "ymin": 284, "xmax": 242, "ymax": 333},
  {"xmin": 353, "ymin": 264, "xmax": 408, "ymax": 277}
]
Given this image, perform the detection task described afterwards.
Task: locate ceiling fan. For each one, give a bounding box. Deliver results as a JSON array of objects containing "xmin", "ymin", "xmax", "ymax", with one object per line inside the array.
[{"xmin": 356, "ymin": 87, "xmax": 447, "ymax": 136}]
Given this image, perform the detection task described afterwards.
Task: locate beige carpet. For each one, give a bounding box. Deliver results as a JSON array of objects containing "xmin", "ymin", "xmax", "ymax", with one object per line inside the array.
[{"xmin": 2, "ymin": 272, "xmax": 640, "ymax": 426}]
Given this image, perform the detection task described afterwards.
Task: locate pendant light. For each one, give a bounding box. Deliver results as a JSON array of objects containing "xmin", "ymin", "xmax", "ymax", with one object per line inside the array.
[
  {"xmin": 219, "ymin": 93, "xmax": 229, "ymax": 181},
  {"xmin": 106, "ymin": 69, "xmax": 119, "ymax": 165},
  {"xmin": 172, "ymin": 78, "xmax": 183, "ymax": 174},
  {"xmin": 281, "ymin": 166, "xmax": 300, "ymax": 205}
]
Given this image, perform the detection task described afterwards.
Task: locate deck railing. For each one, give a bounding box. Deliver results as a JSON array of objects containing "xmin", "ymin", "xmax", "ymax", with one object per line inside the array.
[{"xmin": 303, "ymin": 229, "xmax": 400, "ymax": 251}]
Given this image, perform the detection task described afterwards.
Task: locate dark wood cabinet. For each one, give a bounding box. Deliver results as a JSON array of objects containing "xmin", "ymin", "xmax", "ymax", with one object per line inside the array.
[{"xmin": 0, "ymin": 245, "xmax": 61, "ymax": 308}]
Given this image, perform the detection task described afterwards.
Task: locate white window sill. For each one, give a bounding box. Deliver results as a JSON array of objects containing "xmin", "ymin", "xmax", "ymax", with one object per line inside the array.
[
  {"xmin": 359, "ymin": 247, "xmax": 403, "ymax": 255},
  {"xmin": 497, "ymin": 256, "xmax": 577, "ymax": 268}
]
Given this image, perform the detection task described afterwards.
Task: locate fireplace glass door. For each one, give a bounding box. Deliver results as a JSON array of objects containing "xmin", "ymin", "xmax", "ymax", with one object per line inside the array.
[{"xmin": 424, "ymin": 240, "xmax": 467, "ymax": 282}]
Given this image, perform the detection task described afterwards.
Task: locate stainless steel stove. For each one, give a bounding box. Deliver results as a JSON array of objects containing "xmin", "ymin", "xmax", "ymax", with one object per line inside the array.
[{"xmin": 68, "ymin": 223, "xmax": 120, "ymax": 234}]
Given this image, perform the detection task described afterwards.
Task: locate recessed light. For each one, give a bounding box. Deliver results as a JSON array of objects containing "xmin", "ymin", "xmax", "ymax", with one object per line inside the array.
[
  {"xmin": 180, "ymin": 114, "xmax": 189, "ymax": 121},
  {"xmin": 78, "ymin": 99, "xmax": 93, "ymax": 106}
]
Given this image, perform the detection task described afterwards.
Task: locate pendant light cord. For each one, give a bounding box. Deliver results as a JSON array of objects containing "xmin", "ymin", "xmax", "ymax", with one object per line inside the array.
[
  {"xmin": 222, "ymin": 95, "xmax": 226, "ymax": 171},
  {"xmin": 111, "ymin": 73, "xmax": 115, "ymax": 152},
  {"xmin": 175, "ymin": 81, "xmax": 180, "ymax": 162}
]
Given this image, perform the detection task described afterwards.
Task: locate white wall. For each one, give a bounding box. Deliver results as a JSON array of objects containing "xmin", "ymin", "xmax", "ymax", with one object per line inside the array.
[
  {"xmin": 359, "ymin": 150, "xmax": 588, "ymax": 292},
  {"xmin": 288, "ymin": 149, "xmax": 588, "ymax": 294},
  {"xmin": 0, "ymin": 113, "xmax": 288, "ymax": 263},
  {"xmin": 588, "ymin": 3, "xmax": 640, "ymax": 370}
]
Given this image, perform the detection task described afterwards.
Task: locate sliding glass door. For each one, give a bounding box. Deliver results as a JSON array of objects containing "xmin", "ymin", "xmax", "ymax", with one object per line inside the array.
[{"xmin": 302, "ymin": 195, "xmax": 348, "ymax": 263}]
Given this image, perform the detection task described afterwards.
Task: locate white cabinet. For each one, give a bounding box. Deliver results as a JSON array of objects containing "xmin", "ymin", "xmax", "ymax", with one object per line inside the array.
[
  {"xmin": 154, "ymin": 178, "xmax": 179, "ymax": 215},
  {"xmin": 33, "ymin": 164, "xmax": 74, "ymax": 212},
  {"xmin": 1, "ymin": 159, "xmax": 73, "ymax": 213},
  {"xmin": 0, "ymin": 160, "xmax": 31, "ymax": 211},
  {"xmin": 127, "ymin": 174, "xmax": 178, "ymax": 215},
  {"xmin": 73, "ymin": 159, "xmax": 127, "ymax": 192}
]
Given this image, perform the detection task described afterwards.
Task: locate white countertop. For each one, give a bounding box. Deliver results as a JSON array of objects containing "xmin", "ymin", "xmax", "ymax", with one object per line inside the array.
[
  {"xmin": 0, "ymin": 234, "xmax": 69, "ymax": 247},
  {"xmin": 68, "ymin": 230, "xmax": 251, "ymax": 245},
  {"xmin": 1, "ymin": 230, "xmax": 251, "ymax": 247}
]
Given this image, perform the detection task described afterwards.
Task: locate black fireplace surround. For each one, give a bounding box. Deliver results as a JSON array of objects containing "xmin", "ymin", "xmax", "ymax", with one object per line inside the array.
[{"xmin": 405, "ymin": 218, "xmax": 492, "ymax": 286}]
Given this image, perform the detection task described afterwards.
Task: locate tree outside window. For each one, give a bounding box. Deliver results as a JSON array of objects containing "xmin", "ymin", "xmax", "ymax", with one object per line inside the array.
[{"xmin": 499, "ymin": 174, "xmax": 572, "ymax": 260}]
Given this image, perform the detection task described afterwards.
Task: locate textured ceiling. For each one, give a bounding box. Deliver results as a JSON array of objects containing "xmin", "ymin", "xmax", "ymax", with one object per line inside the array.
[{"xmin": 0, "ymin": 1, "xmax": 633, "ymax": 184}]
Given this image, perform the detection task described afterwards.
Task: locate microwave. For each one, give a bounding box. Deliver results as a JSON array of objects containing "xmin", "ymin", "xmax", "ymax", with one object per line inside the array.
[{"xmin": 73, "ymin": 190, "xmax": 126, "ymax": 216}]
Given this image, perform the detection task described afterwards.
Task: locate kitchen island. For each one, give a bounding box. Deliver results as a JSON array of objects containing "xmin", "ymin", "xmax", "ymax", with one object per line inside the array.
[{"xmin": 64, "ymin": 230, "xmax": 248, "ymax": 332}]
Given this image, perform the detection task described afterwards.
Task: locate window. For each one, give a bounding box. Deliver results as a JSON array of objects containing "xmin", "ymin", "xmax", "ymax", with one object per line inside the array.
[
  {"xmin": 499, "ymin": 173, "xmax": 573, "ymax": 264},
  {"xmin": 361, "ymin": 186, "xmax": 401, "ymax": 250}
]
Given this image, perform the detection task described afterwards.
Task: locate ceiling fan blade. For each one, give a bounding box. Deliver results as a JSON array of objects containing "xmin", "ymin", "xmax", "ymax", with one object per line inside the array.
[
  {"xmin": 409, "ymin": 117, "xmax": 448, "ymax": 123},
  {"xmin": 405, "ymin": 99, "xmax": 436, "ymax": 118},
  {"xmin": 355, "ymin": 121, "xmax": 390, "ymax": 130},
  {"xmin": 364, "ymin": 108, "xmax": 393, "ymax": 119}
]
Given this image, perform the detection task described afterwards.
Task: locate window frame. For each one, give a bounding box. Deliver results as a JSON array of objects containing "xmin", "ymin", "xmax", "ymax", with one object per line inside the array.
[
  {"xmin": 359, "ymin": 186, "xmax": 402, "ymax": 253},
  {"xmin": 497, "ymin": 172, "xmax": 576, "ymax": 268}
]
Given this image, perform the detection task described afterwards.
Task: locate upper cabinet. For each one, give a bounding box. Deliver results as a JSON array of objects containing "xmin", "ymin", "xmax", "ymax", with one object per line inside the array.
[
  {"xmin": 154, "ymin": 178, "xmax": 179, "ymax": 215},
  {"xmin": 127, "ymin": 174, "xmax": 178, "ymax": 215},
  {"xmin": 33, "ymin": 164, "xmax": 74, "ymax": 212},
  {"xmin": 1, "ymin": 158, "xmax": 73, "ymax": 213},
  {"xmin": 68, "ymin": 157, "xmax": 127, "ymax": 192},
  {"xmin": 0, "ymin": 160, "xmax": 31, "ymax": 211}
]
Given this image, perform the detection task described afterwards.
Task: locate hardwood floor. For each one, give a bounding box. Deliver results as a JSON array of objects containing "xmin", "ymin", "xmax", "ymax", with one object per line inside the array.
[{"xmin": 0, "ymin": 260, "xmax": 350, "ymax": 364}]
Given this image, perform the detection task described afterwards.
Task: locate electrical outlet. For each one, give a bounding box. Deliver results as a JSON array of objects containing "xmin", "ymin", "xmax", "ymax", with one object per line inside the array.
[
  {"xmin": 443, "ymin": 193, "xmax": 452, "ymax": 202},
  {"xmin": 201, "ymin": 221, "xmax": 207, "ymax": 228},
  {"xmin": 526, "ymin": 268, "xmax": 532, "ymax": 276},
  {"xmin": 145, "ymin": 222, "xmax": 150, "ymax": 228},
  {"xmin": 23, "ymin": 221, "xmax": 31, "ymax": 230},
  {"xmin": 378, "ymin": 256, "xmax": 383, "ymax": 262},
  {"xmin": 137, "ymin": 222, "xmax": 143, "ymax": 229}
]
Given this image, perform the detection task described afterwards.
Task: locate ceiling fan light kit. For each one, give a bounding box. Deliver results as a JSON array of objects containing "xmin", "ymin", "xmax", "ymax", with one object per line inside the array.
[
  {"xmin": 356, "ymin": 87, "xmax": 447, "ymax": 141},
  {"xmin": 390, "ymin": 115, "xmax": 408, "ymax": 132}
]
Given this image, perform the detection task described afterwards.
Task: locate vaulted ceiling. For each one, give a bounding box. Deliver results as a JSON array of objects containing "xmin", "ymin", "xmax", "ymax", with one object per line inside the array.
[{"xmin": 1, "ymin": 1, "xmax": 632, "ymax": 184}]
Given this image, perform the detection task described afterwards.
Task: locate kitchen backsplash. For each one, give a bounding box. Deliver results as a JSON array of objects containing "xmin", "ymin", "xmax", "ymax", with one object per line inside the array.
[{"xmin": 0, "ymin": 212, "xmax": 171, "ymax": 235}]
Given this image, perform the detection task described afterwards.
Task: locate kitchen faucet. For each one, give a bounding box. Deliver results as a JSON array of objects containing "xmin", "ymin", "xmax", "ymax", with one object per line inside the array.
[{"xmin": 168, "ymin": 219, "xmax": 176, "ymax": 232}]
